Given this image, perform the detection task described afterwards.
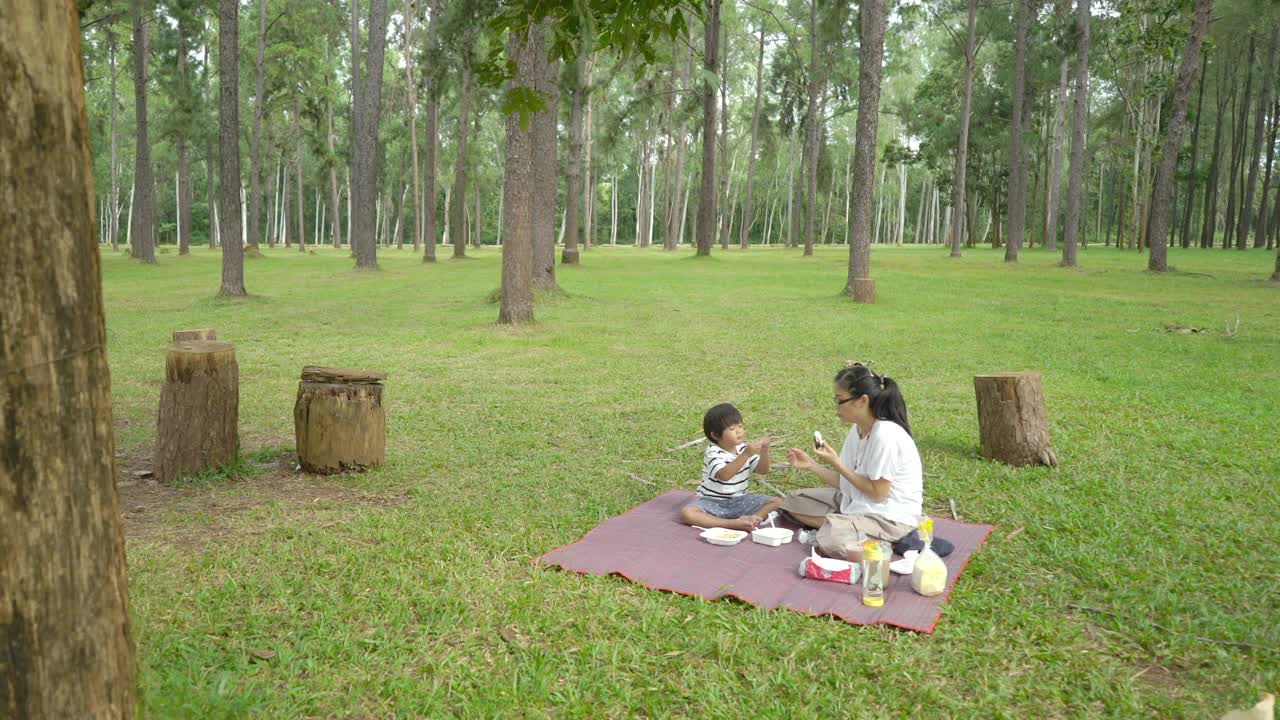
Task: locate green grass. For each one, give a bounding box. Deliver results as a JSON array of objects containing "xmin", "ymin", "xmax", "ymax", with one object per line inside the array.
[{"xmin": 104, "ymin": 242, "xmax": 1280, "ymax": 718}]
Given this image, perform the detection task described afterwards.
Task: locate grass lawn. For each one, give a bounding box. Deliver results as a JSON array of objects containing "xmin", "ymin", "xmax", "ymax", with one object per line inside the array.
[{"xmin": 103, "ymin": 242, "xmax": 1279, "ymax": 718}]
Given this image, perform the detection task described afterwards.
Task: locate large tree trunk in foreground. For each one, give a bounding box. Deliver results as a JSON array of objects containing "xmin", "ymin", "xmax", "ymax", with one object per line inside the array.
[
  {"xmin": 1147, "ymin": 0, "xmax": 1212, "ymax": 272},
  {"xmin": 1060, "ymin": 0, "xmax": 1090, "ymax": 267},
  {"xmin": 1004, "ymin": 0, "xmax": 1030, "ymax": 262},
  {"xmin": 499, "ymin": 24, "xmax": 540, "ymax": 324},
  {"xmin": 352, "ymin": 0, "xmax": 389, "ymax": 269},
  {"xmin": 129, "ymin": 3, "xmax": 155, "ymax": 263},
  {"xmin": 219, "ymin": 0, "xmax": 246, "ymax": 295},
  {"xmin": 948, "ymin": 0, "xmax": 977, "ymax": 258},
  {"xmin": 696, "ymin": 0, "xmax": 720, "ymax": 257},
  {"xmin": 1, "ymin": 2, "xmax": 136, "ymax": 714},
  {"xmin": 844, "ymin": 0, "xmax": 885, "ymax": 302}
]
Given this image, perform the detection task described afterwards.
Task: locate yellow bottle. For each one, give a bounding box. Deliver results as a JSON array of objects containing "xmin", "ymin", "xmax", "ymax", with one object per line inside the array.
[{"xmin": 861, "ymin": 538, "xmax": 885, "ymax": 607}]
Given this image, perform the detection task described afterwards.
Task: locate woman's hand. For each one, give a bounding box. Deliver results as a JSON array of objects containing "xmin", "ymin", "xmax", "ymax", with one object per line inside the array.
[
  {"xmin": 785, "ymin": 447, "xmax": 817, "ymax": 471},
  {"xmin": 812, "ymin": 441, "xmax": 839, "ymax": 466}
]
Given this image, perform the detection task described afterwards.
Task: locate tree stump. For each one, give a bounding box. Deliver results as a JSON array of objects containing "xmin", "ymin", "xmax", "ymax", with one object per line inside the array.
[
  {"xmin": 155, "ymin": 340, "xmax": 240, "ymax": 483},
  {"xmin": 974, "ymin": 372, "xmax": 1058, "ymax": 467},
  {"xmin": 172, "ymin": 327, "xmax": 217, "ymax": 341},
  {"xmin": 294, "ymin": 366, "xmax": 386, "ymax": 474}
]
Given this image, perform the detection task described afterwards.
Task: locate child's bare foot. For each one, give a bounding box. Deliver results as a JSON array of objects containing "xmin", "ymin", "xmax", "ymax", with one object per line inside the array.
[{"xmin": 737, "ymin": 515, "xmax": 765, "ymax": 531}]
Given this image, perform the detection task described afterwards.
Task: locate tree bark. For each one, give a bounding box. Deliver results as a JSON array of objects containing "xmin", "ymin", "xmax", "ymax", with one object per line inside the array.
[
  {"xmin": 325, "ymin": 40, "xmax": 343, "ymax": 248},
  {"xmin": 1258, "ymin": 96, "xmax": 1279, "ymax": 250},
  {"xmin": 1180, "ymin": 54, "xmax": 1208, "ymax": 249},
  {"xmin": 175, "ymin": 16, "xmax": 191, "ymax": 255},
  {"xmin": 1, "ymin": 4, "xmax": 137, "ymax": 715},
  {"xmin": 294, "ymin": 94, "xmax": 306, "ymax": 252},
  {"xmin": 845, "ymin": 0, "xmax": 885, "ymax": 302},
  {"xmin": 563, "ymin": 30, "xmax": 589, "ymax": 265},
  {"xmin": 532, "ymin": 26, "xmax": 559, "ymax": 286},
  {"xmin": 803, "ymin": 0, "xmax": 821, "ymax": 256},
  {"xmin": 696, "ymin": 0, "xmax": 720, "ymax": 256},
  {"xmin": 785, "ymin": 122, "xmax": 797, "ymax": 247},
  {"xmin": 421, "ymin": 0, "xmax": 440, "ymax": 260},
  {"xmin": 1225, "ymin": 39, "xmax": 1254, "ymax": 250},
  {"xmin": 583, "ymin": 60, "xmax": 595, "ymax": 249},
  {"xmin": 129, "ymin": 3, "xmax": 155, "ymax": 263},
  {"xmin": 403, "ymin": 0, "xmax": 421, "ymax": 253},
  {"xmin": 294, "ymin": 367, "xmax": 385, "ymax": 474},
  {"xmin": 718, "ymin": 19, "xmax": 731, "ymax": 251},
  {"xmin": 948, "ymin": 0, "xmax": 977, "ymax": 257},
  {"xmin": 739, "ymin": 24, "xmax": 765, "ymax": 249},
  {"xmin": 1044, "ymin": 59, "xmax": 1069, "ymax": 251},
  {"xmin": 1147, "ymin": 0, "xmax": 1211, "ymax": 272},
  {"xmin": 1201, "ymin": 58, "xmax": 1230, "ymax": 247},
  {"xmin": 248, "ymin": 0, "xmax": 266, "ymax": 249},
  {"xmin": 974, "ymin": 373, "xmax": 1058, "ymax": 467},
  {"xmin": 499, "ymin": 24, "xmax": 540, "ymax": 323},
  {"xmin": 352, "ymin": 0, "xmax": 388, "ymax": 269},
  {"xmin": 1246, "ymin": 29, "xmax": 1277, "ymax": 247},
  {"xmin": 1005, "ymin": 0, "xmax": 1030, "ymax": 261},
  {"xmin": 1060, "ymin": 0, "xmax": 1089, "ymax": 267},
  {"xmin": 109, "ymin": 28, "xmax": 120, "ymax": 250},
  {"xmin": 219, "ymin": 0, "xmax": 246, "ymax": 294},
  {"xmin": 452, "ymin": 60, "xmax": 472, "ymax": 258},
  {"xmin": 155, "ymin": 342, "xmax": 240, "ymax": 484}
]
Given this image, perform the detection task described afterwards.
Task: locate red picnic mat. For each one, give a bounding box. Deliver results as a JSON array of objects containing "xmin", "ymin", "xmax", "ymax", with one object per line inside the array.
[{"xmin": 536, "ymin": 490, "xmax": 993, "ymax": 633}]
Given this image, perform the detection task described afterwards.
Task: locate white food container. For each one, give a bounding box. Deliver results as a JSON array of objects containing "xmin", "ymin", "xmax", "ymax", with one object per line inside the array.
[
  {"xmin": 750, "ymin": 527, "xmax": 795, "ymax": 546},
  {"xmin": 700, "ymin": 528, "xmax": 748, "ymax": 546}
]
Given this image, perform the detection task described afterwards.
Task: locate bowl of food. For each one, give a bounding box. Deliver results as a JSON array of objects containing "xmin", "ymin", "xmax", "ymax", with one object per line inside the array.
[
  {"xmin": 700, "ymin": 528, "xmax": 748, "ymax": 546},
  {"xmin": 750, "ymin": 527, "xmax": 795, "ymax": 547}
]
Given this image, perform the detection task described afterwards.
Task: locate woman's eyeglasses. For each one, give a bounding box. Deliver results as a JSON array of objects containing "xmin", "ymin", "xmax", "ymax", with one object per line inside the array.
[{"xmin": 833, "ymin": 396, "xmax": 857, "ymax": 406}]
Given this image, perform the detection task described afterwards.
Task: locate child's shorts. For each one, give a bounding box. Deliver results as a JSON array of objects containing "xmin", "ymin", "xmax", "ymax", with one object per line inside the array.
[{"xmin": 689, "ymin": 493, "xmax": 772, "ymax": 519}]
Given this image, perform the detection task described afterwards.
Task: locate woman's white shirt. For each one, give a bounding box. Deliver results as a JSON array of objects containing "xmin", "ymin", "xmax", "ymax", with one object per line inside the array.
[{"xmin": 836, "ymin": 420, "xmax": 923, "ymax": 526}]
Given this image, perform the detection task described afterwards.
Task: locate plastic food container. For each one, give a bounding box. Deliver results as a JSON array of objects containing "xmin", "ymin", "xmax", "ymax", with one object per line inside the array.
[
  {"xmin": 700, "ymin": 528, "xmax": 748, "ymax": 546},
  {"xmin": 750, "ymin": 527, "xmax": 795, "ymax": 546}
]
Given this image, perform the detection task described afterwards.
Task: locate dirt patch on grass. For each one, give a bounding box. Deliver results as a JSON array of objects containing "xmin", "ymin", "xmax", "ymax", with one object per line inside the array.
[{"xmin": 116, "ymin": 444, "xmax": 408, "ymax": 551}]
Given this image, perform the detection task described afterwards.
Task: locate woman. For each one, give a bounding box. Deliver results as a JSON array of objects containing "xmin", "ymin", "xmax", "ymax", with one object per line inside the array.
[{"xmin": 782, "ymin": 363, "xmax": 923, "ymax": 561}]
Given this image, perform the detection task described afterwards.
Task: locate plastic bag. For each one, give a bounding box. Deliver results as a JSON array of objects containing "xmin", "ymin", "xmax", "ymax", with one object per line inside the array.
[
  {"xmin": 798, "ymin": 547, "xmax": 861, "ymax": 584},
  {"xmin": 910, "ymin": 518, "xmax": 948, "ymax": 597}
]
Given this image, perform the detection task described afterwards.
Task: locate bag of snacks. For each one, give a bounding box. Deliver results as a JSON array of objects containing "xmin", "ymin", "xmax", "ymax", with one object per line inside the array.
[{"xmin": 910, "ymin": 518, "xmax": 948, "ymax": 597}]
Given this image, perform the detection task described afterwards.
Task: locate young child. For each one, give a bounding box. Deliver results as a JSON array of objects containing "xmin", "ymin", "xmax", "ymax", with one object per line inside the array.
[{"xmin": 680, "ymin": 403, "xmax": 783, "ymax": 531}]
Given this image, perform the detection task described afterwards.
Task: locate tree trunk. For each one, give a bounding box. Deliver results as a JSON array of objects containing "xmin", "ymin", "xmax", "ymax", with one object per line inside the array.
[
  {"xmin": 974, "ymin": 373, "xmax": 1058, "ymax": 467},
  {"xmin": 718, "ymin": 20, "xmax": 731, "ymax": 251},
  {"xmin": 803, "ymin": 0, "xmax": 821, "ymax": 256},
  {"xmin": 218, "ymin": 0, "xmax": 246, "ymax": 294},
  {"xmin": 422, "ymin": 0, "xmax": 440, "ymax": 261},
  {"xmin": 1060, "ymin": 0, "xmax": 1089, "ymax": 267},
  {"xmin": 129, "ymin": 3, "xmax": 155, "ymax": 263},
  {"xmin": 403, "ymin": 0, "xmax": 421, "ymax": 253},
  {"xmin": 1005, "ymin": 0, "xmax": 1030, "ymax": 261},
  {"xmin": 532, "ymin": 28, "xmax": 559, "ymax": 286},
  {"xmin": 844, "ymin": 0, "xmax": 885, "ymax": 302},
  {"xmin": 109, "ymin": 28, "xmax": 120, "ymax": 250},
  {"xmin": 1258, "ymin": 96, "xmax": 1279, "ymax": 250},
  {"xmin": 1225, "ymin": 40, "xmax": 1254, "ymax": 250},
  {"xmin": 452, "ymin": 61, "xmax": 472, "ymax": 259},
  {"xmin": 696, "ymin": 0, "xmax": 720, "ymax": 256},
  {"xmin": 1202, "ymin": 58, "xmax": 1230, "ymax": 248},
  {"xmin": 1246, "ymin": 29, "xmax": 1277, "ymax": 247},
  {"xmin": 1147, "ymin": 0, "xmax": 1211, "ymax": 272},
  {"xmin": 2, "ymin": 3, "xmax": 138, "ymax": 714},
  {"xmin": 294, "ymin": 367, "xmax": 386, "ymax": 474},
  {"xmin": 294, "ymin": 94, "xmax": 306, "ymax": 252},
  {"xmin": 352, "ymin": 0, "xmax": 389, "ymax": 269},
  {"xmin": 246, "ymin": 0, "xmax": 266, "ymax": 250},
  {"xmin": 1044, "ymin": 60, "xmax": 1070, "ymax": 250},
  {"xmin": 785, "ymin": 123, "xmax": 798, "ymax": 247},
  {"xmin": 1180, "ymin": 54, "xmax": 1208, "ymax": 249},
  {"xmin": 499, "ymin": 24, "xmax": 540, "ymax": 324},
  {"xmin": 739, "ymin": 25, "xmax": 765, "ymax": 249},
  {"xmin": 896, "ymin": 162, "xmax": 908, "ymax": 246},
  {"xmin": 283, "ymin": 159, "xmax": 292, "ymax": 247},
  {"xmin": 948, "ymin": 0, "xmax": 977, "ymax": 258},
  {"xmin": 583, "ymin": 60, "xmax": 595, "ymax": 249},
  {"xmin": 562, "ymin": 31, "xmax": 589, "ymax": 265},
  {"xmin": 325, "ymin": 41, "xmax": 343, "ymax": 248}
]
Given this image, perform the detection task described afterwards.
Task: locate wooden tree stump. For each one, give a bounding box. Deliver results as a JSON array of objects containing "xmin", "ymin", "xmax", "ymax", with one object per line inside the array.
[
  {"xmin": 172, "ymin": 327, "xmax": 217, "ymax": 341},
  {"xmin": 294, "ymin": 366, "xmax": 386, "ymax": 474},
  {"xmin": 974, "ymin": 372, "xmax": 1058, "ymax": 467},
  {"xmin": 155, "ymin": 340, "xmax": 240, "ymax": 483}
]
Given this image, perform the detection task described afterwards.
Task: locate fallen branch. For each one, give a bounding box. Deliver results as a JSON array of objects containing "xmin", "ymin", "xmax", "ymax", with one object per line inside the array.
[
  {"xmin": 667, "ymin": 437, "xmax": 706, "ymax": 452},
  {"xmin": 1066, "ymin": 604, "xmax": 1277, "ymax": 654},
  {"xmin": 1225, "ymin": 312, "xmax": 1240, "ymax": 338},
  {"xmin": 949, "ymin": 498, "xmax": 958, "ymax": 520},
  {"xmin": 624, "ymin": 472, "xmax": 656, "ymax": 487},
  {"xmin": 1181, "ymin": 272, "xmax": 1215, "ymax": 279},
  {"xmin": 756, "ymin": 477, "xmax": 790, "ymax": 498}
]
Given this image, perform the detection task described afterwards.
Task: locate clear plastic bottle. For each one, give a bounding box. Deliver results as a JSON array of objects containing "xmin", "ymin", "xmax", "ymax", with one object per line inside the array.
[{"xmin": 861, "ymin": 538, "xmax": 885, "ymax": 607}]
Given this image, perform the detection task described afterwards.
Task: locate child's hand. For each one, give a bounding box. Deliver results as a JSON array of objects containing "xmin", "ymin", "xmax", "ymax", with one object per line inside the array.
[
  {"xmin": 743, "ymin": 439, "xmax": 765, "ymax": 457},
  {"xmin": 786, "ymin": 447, "xmax": 817, "ymax": 470}
]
